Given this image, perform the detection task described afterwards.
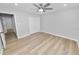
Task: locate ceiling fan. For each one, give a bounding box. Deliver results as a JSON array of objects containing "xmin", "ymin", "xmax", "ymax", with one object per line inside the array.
[{"xmin": 33, "ymin": 3, "xmax": 53, "ymax": 13}]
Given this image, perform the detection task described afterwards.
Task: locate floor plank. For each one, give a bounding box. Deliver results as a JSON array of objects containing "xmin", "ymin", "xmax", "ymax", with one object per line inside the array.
[{"xmin": 4, "ymin": 32, "xmax": 79, "ymax": 55}]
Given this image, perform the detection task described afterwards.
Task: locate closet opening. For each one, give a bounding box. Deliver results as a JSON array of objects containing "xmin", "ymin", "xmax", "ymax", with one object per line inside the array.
[{"xmin": 0, "ymin": 13, "xmax": 17, "ymax": 49}]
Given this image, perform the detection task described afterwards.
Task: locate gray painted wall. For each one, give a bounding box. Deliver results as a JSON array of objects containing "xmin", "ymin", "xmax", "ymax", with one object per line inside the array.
[
  {"xmin": 41, "ymin": 8, "xmax": 79, "ymax": 41},
  {"xmin": 0, "ymin": 6, "xmax": 40, "ymax": 39},
  {"xmin": 0, "ymin": 8, "xmax": 30, "ymax": 39},
  {"xmin": 14, "ymin": 11, "xmax": 29, "ymax": 38}
]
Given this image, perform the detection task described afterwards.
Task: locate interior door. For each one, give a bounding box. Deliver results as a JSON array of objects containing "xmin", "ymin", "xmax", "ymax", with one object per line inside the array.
[{"xmin": 29, "ymin": 16, "xmax": 40, "ymax": 34}]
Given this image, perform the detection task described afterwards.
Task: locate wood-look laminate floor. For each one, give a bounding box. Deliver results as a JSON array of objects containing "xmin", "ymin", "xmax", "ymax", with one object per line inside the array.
[{"xmin": 4, "ymin": 32, "xmax": 79, "ymax": 55}]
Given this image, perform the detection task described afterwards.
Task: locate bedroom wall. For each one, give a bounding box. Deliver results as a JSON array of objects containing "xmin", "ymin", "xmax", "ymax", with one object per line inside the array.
[
  {"xmin": 41, "ymin": 8, "xmax": 79, "ymax": 41},
  {"xmin": 14, "ymin": 11, "xmax": 30, "ymax": 38},
  {"xmin": 0, "ymin": 6, "xmax": 40, "ymax": 39},
  {"xmin": 14, "ymin": 11, "xmax": 40, "ymax": 38},
  {"xmin": 29, "ymin": 15, "xmax": 40, "ymax": 34}
]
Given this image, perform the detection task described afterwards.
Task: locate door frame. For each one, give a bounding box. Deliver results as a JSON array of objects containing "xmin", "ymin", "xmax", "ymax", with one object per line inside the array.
[{"xmin": 0, "ymin": 13, "xmax": 17, "ymax": 55}]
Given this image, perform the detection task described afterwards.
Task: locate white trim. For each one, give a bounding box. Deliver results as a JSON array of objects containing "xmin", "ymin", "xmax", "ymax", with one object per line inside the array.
[
  {"xmin": 18, "ymin": 34, "xmax": 30, "ymax": 39},
  {"xmin": 43, "ymin": 32, "xmax": 79, "ymax": 48}
]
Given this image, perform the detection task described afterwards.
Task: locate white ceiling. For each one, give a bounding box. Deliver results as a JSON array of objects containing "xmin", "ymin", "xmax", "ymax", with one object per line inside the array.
[{"xmin": 0, "ymin": 3, "xmax": 79, "ymax": 14}]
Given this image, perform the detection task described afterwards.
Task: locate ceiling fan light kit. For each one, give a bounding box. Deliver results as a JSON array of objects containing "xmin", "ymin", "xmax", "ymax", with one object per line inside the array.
[
  {"xmin": 33, "ymin": 3, "xmax": 53, "ymax": 13},
  {"xmin": 38, "ymin": 8, "xmax": 43, "ymax": 13}
]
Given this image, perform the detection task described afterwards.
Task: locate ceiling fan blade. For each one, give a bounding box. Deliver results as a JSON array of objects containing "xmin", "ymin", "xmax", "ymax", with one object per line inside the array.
[
  {"xmin": 33, "ymin": 4, "xmax": 40, "ymax": 9},
  {"xmin": 44, "ymin": 3, "xmax": 50, "ymax": 8},
  {"xmin": 39, "ymin": 3, "xmax": 43, "ymax": 8},
  {"xmin": 44, "ymin": 8, "xmax": 53, "ymax": 10},
  {"xmin": 39, "ymin": 3, "xmax": 43, "ymax": 6}
]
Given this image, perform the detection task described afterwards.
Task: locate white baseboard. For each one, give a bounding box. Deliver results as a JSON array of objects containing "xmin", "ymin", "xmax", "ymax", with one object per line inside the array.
[
  {"xmin": 18, "ymin": 34, "xmax": 30, "ymax": 39},
  {"xmin": 17, "ymin": 32, "xmax": 39, "ymax": 39},
  {"xmin": 43, "ymin": 32, "xmax": 79, "ymax": 48}
]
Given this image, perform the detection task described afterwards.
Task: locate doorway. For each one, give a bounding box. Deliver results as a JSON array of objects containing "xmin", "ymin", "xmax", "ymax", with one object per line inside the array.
[{"xmin": 0, "ymin": 13, "xmax": 17, "ymax": 49}]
